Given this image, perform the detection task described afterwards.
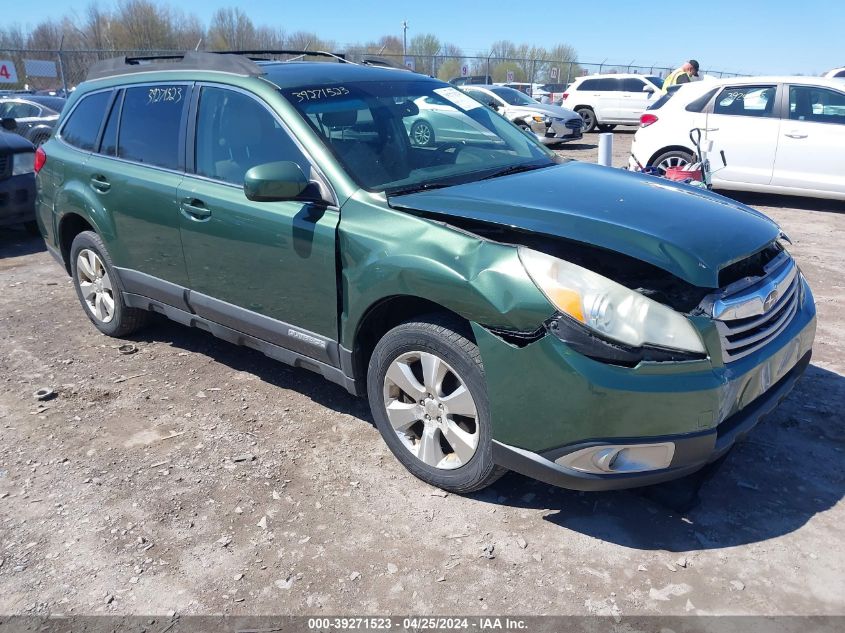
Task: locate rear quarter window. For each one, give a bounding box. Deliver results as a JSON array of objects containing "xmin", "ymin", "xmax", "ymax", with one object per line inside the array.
[
  {"xmin": 685, "ymin": 87, "xmax": 720, "ymax": 112},
  {"xmin": 60, "ymin": 91, "xmax": 111, "ymax": 151},
  {"xmin": 579, "ymin": 78, "xmax": 619, "ymax": 91}
]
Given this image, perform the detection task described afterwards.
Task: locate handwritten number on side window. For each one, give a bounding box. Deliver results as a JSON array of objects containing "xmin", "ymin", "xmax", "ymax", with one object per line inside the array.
[{"xmin": 147, "ymin": 87, "xmax": 184, "ymax": 104}]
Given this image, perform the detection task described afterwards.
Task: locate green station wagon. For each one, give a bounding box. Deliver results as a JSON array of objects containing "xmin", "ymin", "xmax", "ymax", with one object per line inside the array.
[{"xmin": 34, "ymin": 52, "xmax": 816, "ymax": 493}]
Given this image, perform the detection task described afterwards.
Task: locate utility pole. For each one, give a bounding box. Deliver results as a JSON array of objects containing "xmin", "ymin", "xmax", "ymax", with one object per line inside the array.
[{"xmin": 402, "ymin": 21, "xmax": 408, "ymax": 57}]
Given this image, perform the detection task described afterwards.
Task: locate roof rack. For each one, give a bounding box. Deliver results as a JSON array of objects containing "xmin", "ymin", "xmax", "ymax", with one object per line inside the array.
[
  {"xmin": 359, "ymin": 57, "xmax": 412, "ymax": 71},
  {"xmin": 86, "ymin": 51, "xmax": 264, "ymax": 81},
  {"xmin": 218, "ymin": 50, "xmax": 349, "ymax": 63}
]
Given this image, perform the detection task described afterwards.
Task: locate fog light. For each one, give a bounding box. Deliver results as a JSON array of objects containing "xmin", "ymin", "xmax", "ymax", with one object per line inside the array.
[{"xmin": 556, "ymin": 442, "xmax": 675, "ymax": 474}]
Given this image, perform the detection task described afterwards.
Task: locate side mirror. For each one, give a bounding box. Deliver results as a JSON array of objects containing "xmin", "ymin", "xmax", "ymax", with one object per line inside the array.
[
  {"xmin": 244, "ymin": 161, "xmax": 309, "ymax": 202},
  {"xmin": 642, "ymin": 85, "xmax": 655, "ymax": 93},
  {"xmin": 1, "ymin": 117, "xmax": 17, "ymax": 131}
]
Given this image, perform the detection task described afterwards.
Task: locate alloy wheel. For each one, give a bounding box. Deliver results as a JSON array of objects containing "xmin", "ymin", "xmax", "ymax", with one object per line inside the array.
[
  {"xmin": 412, "ymin": 121, "xmax": 433, "ymax": 146},
  {"xmin": 382, "ymin": 351, "xmax": 479, "ymax": 470},
  {"xmin": 656, "ymin": 155, "xmax": 691, "ymax": 175},
  {"xmin": 76, "ymin": 249, "xmax": 115, "ymax": 323}
]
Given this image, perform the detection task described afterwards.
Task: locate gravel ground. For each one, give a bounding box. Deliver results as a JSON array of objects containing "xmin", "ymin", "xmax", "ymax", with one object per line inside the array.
[{"xmin": 0, "ymin": 130, "xmax": 843, "ymax": 617}]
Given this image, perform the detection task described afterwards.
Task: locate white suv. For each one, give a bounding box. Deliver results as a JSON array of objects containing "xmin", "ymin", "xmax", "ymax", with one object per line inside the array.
[{"xmin": 563, "ymin": 74, "xmax": 664, "ymax": 132}]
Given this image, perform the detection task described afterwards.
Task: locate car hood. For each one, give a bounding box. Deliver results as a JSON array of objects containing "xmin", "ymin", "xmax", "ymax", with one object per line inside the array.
[
  {"xmin": 389, "ymin": 161, "xmax": 781, "ymax": 288},
  {"xmin": 508, "ymin": 102, "xmax": 579, "ymax": 119},
  {"xmin": 0, "ymin": 130, "xmax": 34, "ymax": 153}
]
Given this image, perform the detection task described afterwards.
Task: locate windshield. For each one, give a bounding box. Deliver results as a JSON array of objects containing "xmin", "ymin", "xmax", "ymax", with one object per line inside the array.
[
  {"xmin": 489, "ymin": 86, "xmax": 538, "ymax": 106},
  {"xmin": 646, "ymin": 76, "xmax": 664, "ymax": 89},
  {"xmin": 282, "ymin": 80, "xmax": 555, "ymax": 194}
]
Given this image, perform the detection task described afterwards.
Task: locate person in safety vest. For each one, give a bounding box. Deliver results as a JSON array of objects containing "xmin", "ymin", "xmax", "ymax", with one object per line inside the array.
[{"xmin": 662, "ymin": 60, "xmax": 700, "ymax": 93}]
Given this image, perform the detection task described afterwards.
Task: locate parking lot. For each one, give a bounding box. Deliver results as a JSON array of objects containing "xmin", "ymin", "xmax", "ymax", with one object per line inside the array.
[{"xmin": 0, "ymin": 129, "xmax": 843, "ymax": 617}]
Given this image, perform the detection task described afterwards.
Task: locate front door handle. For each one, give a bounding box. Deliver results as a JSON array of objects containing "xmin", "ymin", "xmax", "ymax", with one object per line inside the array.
[
  {"xmin": 89, "ymin": 175, "xmax": 111, "ymax": 193},
  {"xmin": 784, "ymin": 132, "xmax": 808, "ymax": 139},
  {"xmin": 180, "ymin": 198, "xmax": 211, "ymax": 220}
]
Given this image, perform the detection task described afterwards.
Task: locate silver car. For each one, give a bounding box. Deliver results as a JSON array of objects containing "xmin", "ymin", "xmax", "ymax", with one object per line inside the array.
[
  {"xmin": 461, "ymin": 85, "xmax": 583, "ymax": 144},
  {"xmin": 404, "ymin": 95, "xmax": 504, "ymax": 147}
]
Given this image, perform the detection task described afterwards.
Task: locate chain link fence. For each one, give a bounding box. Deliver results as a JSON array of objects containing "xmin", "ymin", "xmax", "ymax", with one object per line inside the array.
[{"xmin": 0, "ymin": 48, "xmax": 746, "ymax": 94}]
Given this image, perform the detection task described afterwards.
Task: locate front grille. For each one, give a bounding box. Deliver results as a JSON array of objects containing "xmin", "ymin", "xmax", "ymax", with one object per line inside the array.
[
  {"xmin": 712, "ymin": 255, "xmax": 801, "ymax": 362},
  {"xmin": 0, "ymin": 154, "xmax": 10, "ymax": 179},
  {"xmin": 565, "ymin": 118, "xmax": 582, "ymax": 131}
]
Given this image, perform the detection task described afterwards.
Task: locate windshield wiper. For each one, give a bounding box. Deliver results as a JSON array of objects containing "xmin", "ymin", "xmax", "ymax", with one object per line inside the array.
[
  {"xmin": 387, "ymin": 181, "xmax": 454, "ymax": 197},
  {"xmin": 481, "ymin": 162, "xmax": 552, "ymax": 181}
]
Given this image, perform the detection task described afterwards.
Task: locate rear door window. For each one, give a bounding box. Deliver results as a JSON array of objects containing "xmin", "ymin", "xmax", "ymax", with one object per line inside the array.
[
  {"xmin": 713, "ymin": 85, "xmax": 777, "ymax": 117},
  {"xmin": 118, "ymin": 85, "xmax": 188, "ymax": 170},
  {"xmin": 579, "ymin": 78, "xmax": 618, "ymax": 91},
  {"xmin": 60, "ymin": 91, "xmax": 111, "ymax": 151}
]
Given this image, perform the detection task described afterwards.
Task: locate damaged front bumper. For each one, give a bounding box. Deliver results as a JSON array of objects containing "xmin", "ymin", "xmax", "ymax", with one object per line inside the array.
[{"xmin": 473, "ymin": 275, "xmax": 816, "ymax": 491}]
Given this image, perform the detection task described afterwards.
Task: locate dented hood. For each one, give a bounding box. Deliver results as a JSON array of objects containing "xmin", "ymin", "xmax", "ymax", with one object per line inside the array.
[{"xmin": 390, "ymin": 161, "xmax": 781, "ymax": 288}]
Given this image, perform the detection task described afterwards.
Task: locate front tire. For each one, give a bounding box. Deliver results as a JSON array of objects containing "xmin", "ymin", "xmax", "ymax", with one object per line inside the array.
[
  {"xmin": 367, "ymin": 315, "xmax": 505, "ymax": 493},
  {"xmin": 70, "ymin": 231, "xmax": 148, "ymax": 337},
  {"xmin": 410, "ymin": 120, "xmax": 435, "ymax": 147},
  {"xmin": 576, "ymin": 107, "xmax": 597, "ymax": 132}
]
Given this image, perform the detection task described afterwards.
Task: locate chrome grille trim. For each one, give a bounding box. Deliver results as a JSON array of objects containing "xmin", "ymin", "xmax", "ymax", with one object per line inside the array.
[{"xmin": 707, "ymin": 257, "xmax": 802, "ymax": 363}]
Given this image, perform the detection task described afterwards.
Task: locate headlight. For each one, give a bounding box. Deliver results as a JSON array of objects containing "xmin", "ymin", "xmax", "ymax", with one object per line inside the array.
[
  {"xmin": 12, "ymin": 152, "xmax": 35, "ymax": 175},
  {"xmin": 531, "ymin": 115, "xmax": 545, "ymax": 122},
  {"xmin": 519, "ymin": 247, "xmax": 705, "ymax": 354}
]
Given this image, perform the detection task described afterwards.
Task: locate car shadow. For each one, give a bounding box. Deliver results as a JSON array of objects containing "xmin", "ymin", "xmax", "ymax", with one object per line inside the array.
[
  {"xmin": 129, "ymin": 316, "xmax": 372, "ymax": 422},
  {"xmin": 0, "ymin": 228, "xmax": 46, "ymax": 259},
  {"xmin": 469, "ymin": 363, "xmax": 844, "ymax": 552},
  {"xmin": 719, "ymin": 191, "xmax": 845, "ymax": 214},
  {"xmin": 42, "ymin": 260, "xmax": 842, "ymax": 552}
]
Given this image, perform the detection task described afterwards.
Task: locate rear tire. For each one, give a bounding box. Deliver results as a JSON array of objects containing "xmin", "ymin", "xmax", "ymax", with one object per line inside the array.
[
  {"xmin": 70, "ymin": 231, "xmax": 148, "ymax": 337},
  {"xmin": 367, "ymin": 314, "xmax": 505, "ymax": 494},
  {"xmin": 651, "ymin": 149, "xmax": 695, "ymax": 176},
  {"xmin": 575, "ymin": 107, "xmax": 596, "ymax": 132}
]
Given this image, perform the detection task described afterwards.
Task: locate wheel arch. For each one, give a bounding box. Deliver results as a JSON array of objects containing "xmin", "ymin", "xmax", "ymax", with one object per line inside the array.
[
  {"xmin": 54, "ymin": 179, "xmax": 117, "ymax": 273},
  {"xmin": 350, "ymin": 295, "xmax": 470, "ymax": 390},
  {"xmin": 57, "ymin": 212, "xmax": 96, "ymax": 274},
  {"xmin": 26, "ymin": 124, "xmax": 53, "ymax": 144},
  {"xmin": 648, "ymin": 145, "xmax": 696, "ymax": 167}
]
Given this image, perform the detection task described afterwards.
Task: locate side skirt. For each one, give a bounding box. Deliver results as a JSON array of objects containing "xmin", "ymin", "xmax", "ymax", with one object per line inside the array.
[{"xmin": 114, "ymin": 266, "xmax": 358, "ymax": 395}]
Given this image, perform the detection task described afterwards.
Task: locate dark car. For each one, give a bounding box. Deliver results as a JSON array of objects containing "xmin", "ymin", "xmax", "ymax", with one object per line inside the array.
[
  {"xmin": 0, "ymin": 122, "xmax": 37, "ymax": 233},
  {"xmin": 449, "ymin": 75, "xmax": 493, "ymax": 86},
  {"xmin": 0, "ymin": 95, "xmax": 66, "ymax": 146}
]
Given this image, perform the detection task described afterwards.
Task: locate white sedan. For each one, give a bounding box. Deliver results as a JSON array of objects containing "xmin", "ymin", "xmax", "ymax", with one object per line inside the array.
[{"xmin": 629, "ymin": 76, "xmax": 845, "ymax": 200}]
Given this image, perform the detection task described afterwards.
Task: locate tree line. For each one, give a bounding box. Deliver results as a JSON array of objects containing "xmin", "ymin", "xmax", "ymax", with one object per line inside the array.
[{"xmin": 0, "ymin": 1, "xmax": 580, "ymax": 85}]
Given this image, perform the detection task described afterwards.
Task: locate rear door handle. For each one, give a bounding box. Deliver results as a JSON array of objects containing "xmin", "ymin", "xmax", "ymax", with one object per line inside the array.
[
  {"xmin": 89, "ymin": 175, "xmax": 111, "ymax": 193},
  {"xmin": 180, "ymin": 198, "xmax": 211, "ymax": 220},
  {"xmin": 784, "ymin": 132, "xmax": 808, "ymax": 139}
]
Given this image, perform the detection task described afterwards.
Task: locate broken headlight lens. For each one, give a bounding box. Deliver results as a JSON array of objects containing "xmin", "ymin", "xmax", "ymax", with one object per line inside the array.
[{"xmin": 518, "ymin": 247, "xmax": 706, "ymax": 354}]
